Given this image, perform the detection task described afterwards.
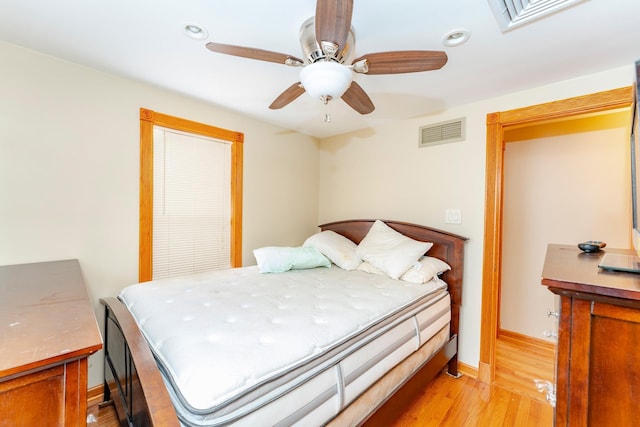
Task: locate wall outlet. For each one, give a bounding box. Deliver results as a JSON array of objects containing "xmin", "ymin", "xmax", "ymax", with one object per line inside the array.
[{"xmin": 445, "ymin": 209, "xmax": 462, "ymax": 224}]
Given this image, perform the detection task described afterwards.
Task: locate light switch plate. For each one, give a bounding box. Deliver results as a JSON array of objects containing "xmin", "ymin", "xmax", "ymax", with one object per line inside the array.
[{"xmin": 445, "ymin": 209, "xmax": 462, "ymax": 224}]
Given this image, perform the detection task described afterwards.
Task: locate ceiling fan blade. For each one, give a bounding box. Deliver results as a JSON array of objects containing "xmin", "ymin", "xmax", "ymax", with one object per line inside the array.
[
  {"xmin": 341, "ymin": 81, "xmax": 375, "ymax": 114},
  {"xmin": 352, "ymin": 51, "xmax": 448, "ymax": 75},
  {"xmin": 315, "ymin": 0, "xmax": 354, "ymax": 52},
  {"xmin": 269, "ymin": 82, "xmax": 306, "ymax": 110},
  {"xmin": 206, "ymin": 42, "xmax": 304, "ymax": 66}
]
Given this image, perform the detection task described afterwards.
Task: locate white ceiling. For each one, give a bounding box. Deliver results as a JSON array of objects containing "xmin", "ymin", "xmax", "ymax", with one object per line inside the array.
[{"xmin": 1, "ymin": 0, "xmax": 639, "ymax": 139}]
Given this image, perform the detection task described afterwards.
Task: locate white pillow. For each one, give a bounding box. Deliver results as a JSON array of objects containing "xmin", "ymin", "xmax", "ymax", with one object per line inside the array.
[
  {"xmin": 356, "ymin": 220, "xmax": 433, "ymax": 279},
  {"xmin": 357, "ymin": 261, "xmax": 386, "ymax": 276},
  {"xmin": 400, "ymin": 256, "xmax": 451, "ymax": 284},
  {"xmin": 253, "ymin": 246, "xmax": 331, "ymax": 273},
  {"xmin": 303, "ymin": 230, "xmax": 361, "ymax": 270}
]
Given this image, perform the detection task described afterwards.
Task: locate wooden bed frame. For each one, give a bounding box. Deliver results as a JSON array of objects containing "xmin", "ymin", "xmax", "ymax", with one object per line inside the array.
[{"xmin": 101, "ymin": 219, "xmax": 467, "ymax": 426}]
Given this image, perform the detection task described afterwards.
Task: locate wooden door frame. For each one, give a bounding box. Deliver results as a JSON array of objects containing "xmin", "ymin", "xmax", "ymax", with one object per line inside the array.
[{"xmin": 478, "ymin": 86, "xmax": 635, "ymax": 384}]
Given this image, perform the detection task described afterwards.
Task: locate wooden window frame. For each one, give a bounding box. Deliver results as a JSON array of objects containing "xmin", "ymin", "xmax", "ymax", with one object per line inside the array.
[{"xmin": 138, "ymin": 108, "xmax": 243, "ymax": 282}]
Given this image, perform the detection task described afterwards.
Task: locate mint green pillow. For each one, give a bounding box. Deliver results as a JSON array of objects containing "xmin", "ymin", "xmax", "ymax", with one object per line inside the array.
[{"xmin": 253, "ymin": 246, "xmax": 331, "ymax": 273}]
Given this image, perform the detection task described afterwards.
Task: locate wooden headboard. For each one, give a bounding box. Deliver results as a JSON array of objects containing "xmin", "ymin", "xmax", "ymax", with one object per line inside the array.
[{"xmin": 320, "ymin": 219, "xmax": 468, "ymax": 336}]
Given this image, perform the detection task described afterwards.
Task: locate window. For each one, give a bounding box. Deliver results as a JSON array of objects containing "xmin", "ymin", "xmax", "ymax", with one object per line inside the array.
[{"xmin": 139, "ymin": 108, "xmax": 243, "ymax": 282}]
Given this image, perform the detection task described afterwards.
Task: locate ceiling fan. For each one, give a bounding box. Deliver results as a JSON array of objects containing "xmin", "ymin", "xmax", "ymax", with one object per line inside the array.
[{"xmin": 205, "ymin": 0, "xmax": 448, "ymax": 115}]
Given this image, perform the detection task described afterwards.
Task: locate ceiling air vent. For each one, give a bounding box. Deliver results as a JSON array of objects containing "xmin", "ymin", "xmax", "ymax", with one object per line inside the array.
[
  {"xmin": 419, "ymin": 118, "xmax": 465, "ymax": 148},
  {"xmin": 487, "ymin": 0, "xmax": 587, "ymax": 32}
]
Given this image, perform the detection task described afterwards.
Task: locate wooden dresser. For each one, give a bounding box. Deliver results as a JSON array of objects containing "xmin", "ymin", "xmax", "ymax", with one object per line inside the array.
[
  {"xmin": 0, "ymin": 259, "xmax": 102, "ymax": 426},
  {"xmin": 541, "ymin": 244, "xmax": 640, "ymax": 426}
]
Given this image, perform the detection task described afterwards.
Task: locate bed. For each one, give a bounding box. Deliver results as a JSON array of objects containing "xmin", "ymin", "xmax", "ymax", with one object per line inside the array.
[{"xmin": 101, "ymin": 219, "xmax": 467, "ymax": 426}]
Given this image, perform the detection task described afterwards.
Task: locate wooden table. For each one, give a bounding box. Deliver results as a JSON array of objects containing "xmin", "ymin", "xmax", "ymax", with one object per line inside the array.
[
  {"xmin": 0, "ymin": 259, "xmax": 102, "ymax": 426},
  {"xmin": 541, "ymin": 244, "xmax": 640, "ymax": 426}
]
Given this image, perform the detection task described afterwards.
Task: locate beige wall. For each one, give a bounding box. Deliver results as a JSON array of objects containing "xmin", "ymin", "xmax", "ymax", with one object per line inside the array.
[
  {"xmin": 318, "ymin": 65, "xmax": 636, "ymax": 369},
  {"xmin": 501, "ymin": 113, "xmax": 631, "ymax": 339},
  {"xmin": 0, "ymin": 41, "xmax": 321, "ymax": 386}
]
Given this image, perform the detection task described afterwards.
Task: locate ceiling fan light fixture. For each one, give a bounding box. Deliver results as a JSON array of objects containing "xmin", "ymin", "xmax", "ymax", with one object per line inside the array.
[{"xmin": 299, "ymin": 61, "xmax": 353, "ymax": 101}]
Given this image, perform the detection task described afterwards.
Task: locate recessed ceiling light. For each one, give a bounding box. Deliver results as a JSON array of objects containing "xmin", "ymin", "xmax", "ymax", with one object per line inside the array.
[
  {"xmin": 182, "ymin": 23, "xmax": 208, "ymax": 40},
  {"xmin": 442, "ymin": 29, "xmax": 470, "ymax": 47}
]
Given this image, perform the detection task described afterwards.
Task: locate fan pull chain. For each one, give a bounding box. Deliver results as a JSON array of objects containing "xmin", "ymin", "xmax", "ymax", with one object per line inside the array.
[{"xmin": 323, "ymin": 96, "xmax": 331, "ymax": 123}]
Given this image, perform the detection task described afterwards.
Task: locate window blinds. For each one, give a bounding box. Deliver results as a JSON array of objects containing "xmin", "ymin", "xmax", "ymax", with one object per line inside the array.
[{"xmin": 152, "ymin": 127, "xmax": 231, "ymax": 279}]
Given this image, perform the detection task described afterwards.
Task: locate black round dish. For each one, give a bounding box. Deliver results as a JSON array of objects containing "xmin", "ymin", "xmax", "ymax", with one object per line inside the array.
[{"xmin": 578, "ymin": 241, "xmax": 606, "ymax": 253}]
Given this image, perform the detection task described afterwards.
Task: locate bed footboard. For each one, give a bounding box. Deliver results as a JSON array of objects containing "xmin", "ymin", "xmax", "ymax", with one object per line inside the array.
[{"xmin": 101, "ymin": 297, "xmax": 179, "ymax": 427}]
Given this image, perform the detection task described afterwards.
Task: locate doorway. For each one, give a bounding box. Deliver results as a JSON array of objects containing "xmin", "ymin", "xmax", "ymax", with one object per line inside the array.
[{"xmin": 478, "ymin": 86, "xmax": 635, "ymax": 385}]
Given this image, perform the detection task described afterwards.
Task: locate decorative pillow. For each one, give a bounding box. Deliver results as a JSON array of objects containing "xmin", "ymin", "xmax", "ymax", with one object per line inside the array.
[
  {"xmin": 356, "ymin": 220, "xmax": 433, "ymax": 279},
  {"xmin": 303, "ymin": 230, "xmax": 361, "ymax": 270},
  {"xmin": 400, "ymin": 256, "xmax": 451, "ymax": 284},
  {"xmin": 253, "ymin": 246, "xmax": 331, "ymax": 273}
]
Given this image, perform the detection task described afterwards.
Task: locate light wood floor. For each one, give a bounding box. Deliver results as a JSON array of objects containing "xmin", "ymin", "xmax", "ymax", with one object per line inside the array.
[
  {"xmin": 495, "ymin": 331, "xmax": 555, "ymax": 403},
  {"xmin": 91, "ymin": 336, "xmax": 555, "ymax": 426},
  {"xmin": 383, "ymin": 371, "xmax": 552, "ymax": 426},
  {"xmin": 89, "ymin": 399, "xmax": 118, "ymax": 426}
]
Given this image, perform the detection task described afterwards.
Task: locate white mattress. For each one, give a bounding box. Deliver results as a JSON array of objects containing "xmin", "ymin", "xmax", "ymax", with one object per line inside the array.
[{"xmin": 119, "ymin": 266, "xmax": 450, "ymax": 426}]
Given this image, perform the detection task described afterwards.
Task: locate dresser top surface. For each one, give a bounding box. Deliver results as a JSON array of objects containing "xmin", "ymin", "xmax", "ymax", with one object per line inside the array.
[
  {"xmin": 0, "ymin": 259, "xmax": 102, "ymax": 377},
  {"xmin": 542, "ymin": 244, "xmax": 640, "ymax": 301}
]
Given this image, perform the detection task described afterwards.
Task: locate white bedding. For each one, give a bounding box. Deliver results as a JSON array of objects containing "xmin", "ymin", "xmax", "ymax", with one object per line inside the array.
[{"xmin": 119, "ymin": 265, "xmax": 450, "ymax": 426}]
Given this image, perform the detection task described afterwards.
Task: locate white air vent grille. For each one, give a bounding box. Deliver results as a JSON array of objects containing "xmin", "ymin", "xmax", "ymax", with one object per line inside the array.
[
  {"xmin": 419, "ymin": 118, "xmax": 465, "ymax": 148},
  {"xmin": 487, "ymin": 0, "xmax": 587, "ymax": 32}
]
